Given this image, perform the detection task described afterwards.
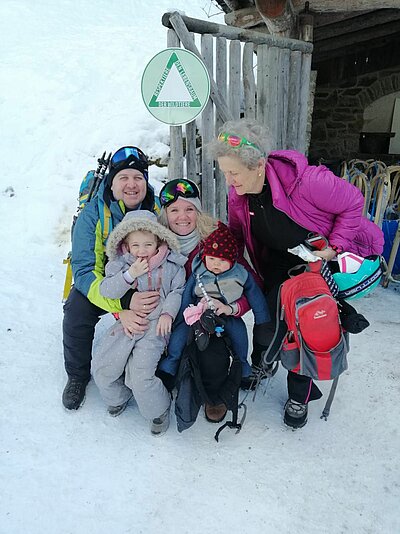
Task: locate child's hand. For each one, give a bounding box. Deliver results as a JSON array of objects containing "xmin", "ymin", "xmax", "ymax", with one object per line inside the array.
[
  {"xmin": 201, "ymin": 297, "xmax": 232, "ymax": 316},
  {"xmin": 128, "ymin": 258, "xmax": 149, "ymax": 279},
  {"xmin": 214, "ymin": 302, "xmax": 233, "ymax": 316},
  {"xmin": 156, "ymin": 314, "xmax": 172, "ymax": 337}
]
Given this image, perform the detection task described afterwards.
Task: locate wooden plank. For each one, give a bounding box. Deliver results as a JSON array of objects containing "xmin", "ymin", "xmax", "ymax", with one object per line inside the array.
[
  {"xmin": 167, "ymin": 29, "xmax": 183, "ymax": 180},
  {"xmin": 297, "ymin": 51, "xmax": 312, "ymax": 154},
  {"xmin": 315, "ymin": 20, "xmax": 400, "ymax": 53},
  {"xmin": 314, "ymin": 9, "xmax": 400, "ymax": 40},
  {"xmin": 243, "ymin": 42, "xmax": 256, "ymax": 119},
  {"xmin": 201, "ymin": 34, "xmax": 215, "ymax": 216},
  {"xmin": 185, "ymin": 32, "xmax": 198, "ymax": 184},
  {"xmin": 278, "ymin": 47, "xmax": 290, "ymax": 149},
  {"xmin": 185, "ymin": 121, "xmax": 197, "ymax": 182},
  {"xmin": 286, "ymin": 50, "xmax": 301, "ymax": 150},
  {"xmin": 256, "ymin": 44, "xmax": 267, "ymax": 125},
  {"xmin": 266, "ymin": 46, "xmax": 280, "ymax": 150},
  {"xmin": 215, "ymin": 37, "xmax": 228, "ymax": 222},
  {"xmin": 162, "ymin": 11, "xmax": 313, "ymax": 52},
  {"xmin": 229, "ymin": 40, "xmax": 242, "ymax": 120},
  {"xmin": 292, "ymin": 0, "xmax": 400, "ymax": 11}
]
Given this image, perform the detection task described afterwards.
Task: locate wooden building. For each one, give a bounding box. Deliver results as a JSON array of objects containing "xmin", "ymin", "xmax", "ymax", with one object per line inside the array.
[{"xmin": 215, "ymin": 0, "xmax": 400, "ymax": 166}]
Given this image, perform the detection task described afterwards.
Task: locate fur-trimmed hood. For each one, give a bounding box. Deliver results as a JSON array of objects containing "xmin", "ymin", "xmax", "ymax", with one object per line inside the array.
[{"xmin": 106, "ymin": 210, "xmax": 180, "ymax": 260}]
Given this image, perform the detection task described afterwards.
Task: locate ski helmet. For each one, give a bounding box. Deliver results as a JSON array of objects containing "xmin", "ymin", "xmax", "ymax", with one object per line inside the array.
[{"xmin": 333, "ymin": 255, "xmax": 383, "ymax": 300}]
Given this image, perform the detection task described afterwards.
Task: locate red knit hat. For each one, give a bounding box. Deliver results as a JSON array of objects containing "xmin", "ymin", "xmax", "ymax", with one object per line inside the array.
[{"xmin": 201, "ymin": 222, "xmax": 238, "ymax": 267}]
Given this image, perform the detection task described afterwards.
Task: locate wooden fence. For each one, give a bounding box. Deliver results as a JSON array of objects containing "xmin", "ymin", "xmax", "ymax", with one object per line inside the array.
[{"xmin": 162, "ymin": 11, "xmax": 313, "ymax": 219}]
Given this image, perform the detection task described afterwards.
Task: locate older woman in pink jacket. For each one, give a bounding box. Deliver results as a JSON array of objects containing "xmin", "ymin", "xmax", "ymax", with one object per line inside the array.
[{"xmin": 209, "ymin": 118, "xmax": 384, "ymax": 429}]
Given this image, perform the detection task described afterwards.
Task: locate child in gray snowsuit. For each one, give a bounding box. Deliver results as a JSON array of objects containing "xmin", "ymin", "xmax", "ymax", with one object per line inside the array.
[{"xmin": 92, "ymin": 210, "xmax": 186, "ymax": 436}]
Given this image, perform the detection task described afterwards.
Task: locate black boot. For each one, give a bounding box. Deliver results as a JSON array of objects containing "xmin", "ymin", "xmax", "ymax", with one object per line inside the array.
[
  {"xmin": 62, "ymin": 377, "xmax": 89, "ymax": 410},
  {"xmin": 284, "ymin": 398, "xmax": 308, "ymax": 429}
]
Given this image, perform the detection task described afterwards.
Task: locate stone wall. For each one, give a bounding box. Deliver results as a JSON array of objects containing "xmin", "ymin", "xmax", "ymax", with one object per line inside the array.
[{"xmin": 309, "ymin": 68, "xmax": 400, "ymax": 163}]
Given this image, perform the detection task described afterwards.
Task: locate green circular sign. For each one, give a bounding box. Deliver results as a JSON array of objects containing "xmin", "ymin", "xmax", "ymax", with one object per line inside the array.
[{"xmin": 141, "ymin": 47, "xmax": 211, "ymax": 126}]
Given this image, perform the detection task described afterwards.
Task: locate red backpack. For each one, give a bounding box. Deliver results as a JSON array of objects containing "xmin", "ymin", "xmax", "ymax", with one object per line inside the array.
[{"xmin": 269, "ymin": 271, "xmax": 349, "ymax": 381}]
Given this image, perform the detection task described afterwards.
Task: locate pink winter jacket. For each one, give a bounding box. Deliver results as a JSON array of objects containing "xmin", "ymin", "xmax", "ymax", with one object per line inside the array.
[{"xmin": 228, "ymin": 150, "xmax": 384, "ymax": 279}]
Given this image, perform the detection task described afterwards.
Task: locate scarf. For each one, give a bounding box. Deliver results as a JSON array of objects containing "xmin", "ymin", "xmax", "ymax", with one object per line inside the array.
[{"xmin": 176, "ymin": 229, "xmax": 200, "ymax": 256}]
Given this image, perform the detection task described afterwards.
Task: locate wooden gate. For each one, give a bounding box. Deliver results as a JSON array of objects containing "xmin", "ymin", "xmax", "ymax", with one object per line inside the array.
[{"xmin": 162, "ymin": 11, "xmax": 313, "ymax": 219}]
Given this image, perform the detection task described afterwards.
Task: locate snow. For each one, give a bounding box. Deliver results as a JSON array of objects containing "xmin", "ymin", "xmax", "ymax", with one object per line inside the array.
[{"xmin": 1, "ymin": 1, "xmax": 400, "ymax": 533}]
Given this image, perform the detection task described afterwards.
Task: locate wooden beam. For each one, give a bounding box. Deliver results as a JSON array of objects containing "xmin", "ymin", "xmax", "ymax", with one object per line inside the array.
[
  {"xmin": 315, "ymin": 19, "xmax": 400, "ymax": 53},
  {"xmin": 255, "ymin": 0, "xmax": 296, "ymax": 37},
  {"xmin": 162, "ymin": 12, "xmax": 313, "ymax": 52},
  {"xmin": 313, "ymin": 11, "xmax": 370, "ymax": 27},
  {"xmin": 313, "ymin": 33, "xmax": 400, "ymax": 62},
  {"xmin": 292, "ymin": 0, "xmax": 400, "ymax": 11},
  {"xmin": 314, "ymin": 9, "xmax": 400, "ymax": 39},
  {"xmin": 225, "ymin": 6, "xmax": 264, "ymax": 29},
  {"xmin": 224, "ymin": 1, "xmax": 400, "ymax": 29}
]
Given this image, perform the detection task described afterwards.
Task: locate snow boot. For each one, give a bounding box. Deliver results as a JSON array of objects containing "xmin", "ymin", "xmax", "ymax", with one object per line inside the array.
[
  {"xmin": 204, "ymin": 402, "xmax": 227, "ymax": 423},
  {"xmin": 284, "ymin": 398, "xmax": 308, "ymax": 429},
  {"xmin": 62, "ymin": 377, "xmax": 89, "ymax": 410},
  {"xmin": 150, "ymin": 407, "xmax": 170, "ymax": 437},
  {"xmin": 240, "ymin": 363, "xmax": 278, "ymax": 391},
  {"xmin": 107, "ymin": 400, "xmax": 129, "ymax": 417}
]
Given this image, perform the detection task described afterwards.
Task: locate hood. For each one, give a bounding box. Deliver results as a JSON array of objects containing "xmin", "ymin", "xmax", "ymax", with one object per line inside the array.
[
  {"xmin": 106, "ymin": 210, "xmax": 180, "ymax": 260},
  {"xmin": 267, "ymin": 150, "xmax": 309, "ymax": 197}
]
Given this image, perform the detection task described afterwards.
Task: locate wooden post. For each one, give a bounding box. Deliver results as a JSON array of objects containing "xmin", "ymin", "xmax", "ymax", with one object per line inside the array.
[
  {"xmin": 287, "ymin": 50, "xmax": 301, "ymax": 150},
  {"xmin": 167, "ymin": 29, "xmax": 183, "ymax": 180},
  {"xmin": 185, "ymin": 33, "xmax": 197, "ymax": 184},
  {"xmin": 256, "ymin": 44, "xmax": 267, "ymax": 125},
  {"xmin": 278, "ymin": 47, "xmax": 290, "ymax": 149},
  {"xmin": 201, "ymin": 34, "xmax": 215, "ymax": 216},
  {"xmin": 215, "ymin": 37, "xmax": 228, "ymax": 222},
  {"xmin": 229, "ymin": 40, "xmax": 241, "ymax": 120},
  {"xmin": 265, "ymin": 46, "xmax": 279, "ymax": 150},
  {"xmin": 243, "ymin": 42, "xmax": 256, "ymax": 119},
  {"xmin": 297, "ymin": 51, "xmax": 312, "ymax": 154}
]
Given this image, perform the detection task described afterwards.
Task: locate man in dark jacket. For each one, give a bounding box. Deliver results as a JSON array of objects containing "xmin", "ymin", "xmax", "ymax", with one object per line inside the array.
[{"xmin": 62, "ymin": 146, "xmax": 159, "ymax": 410}]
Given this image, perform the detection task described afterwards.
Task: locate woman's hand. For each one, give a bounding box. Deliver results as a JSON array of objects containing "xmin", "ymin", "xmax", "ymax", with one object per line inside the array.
[
  {"xmin": 156, "ymin": 314, "xmax": 173, "ymax": 337},
  {"xmin": 129, "ymin": 290, "xmax": 160, "ymax": 314},
  {"xmin": 119, "ymin": 309, "xmax": 150, "ymax": 338},
  {"xmin": 313, "ymin": 246, "xmax": 337, "ymax": 261}
]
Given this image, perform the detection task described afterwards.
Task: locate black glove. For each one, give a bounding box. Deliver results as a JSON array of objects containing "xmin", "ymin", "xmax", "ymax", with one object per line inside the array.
[
  {"xmin": 155, "ymin": 369, "xmax": 176, "ymax": 392},
  {"xmin": 339, "ymin": 300, "xmax": 370, "ymax": 334}
]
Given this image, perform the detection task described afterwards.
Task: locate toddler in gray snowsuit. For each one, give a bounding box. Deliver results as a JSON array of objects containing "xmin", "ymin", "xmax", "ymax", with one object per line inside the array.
[{"xmin": 92, "ymin": 210, "xmax": 186, "ymax": 435}]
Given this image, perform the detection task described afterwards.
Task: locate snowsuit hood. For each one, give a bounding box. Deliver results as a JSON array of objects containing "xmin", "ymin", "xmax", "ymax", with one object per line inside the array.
[{"xmin": 106, "ymin": 210, "xmax": 180, "ymax": 261}]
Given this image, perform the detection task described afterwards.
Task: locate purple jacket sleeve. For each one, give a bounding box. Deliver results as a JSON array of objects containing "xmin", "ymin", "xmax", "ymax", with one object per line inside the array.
[{"xmin": 306, "ymin": 167, "xmax": 365, "ymax": 252}]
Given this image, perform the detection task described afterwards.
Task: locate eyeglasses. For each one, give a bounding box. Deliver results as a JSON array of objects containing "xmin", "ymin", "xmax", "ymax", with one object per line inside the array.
[
  {"xmin": 218, "ymin": 132, "xmax": 261, "ymax": 152},
  {"xmin": 159, "ymin": 179, "xmax": 200, "ymax": 207},
  {"xmin": 110, "ymin": 146, "xmax": 148, "ymax": 170}
]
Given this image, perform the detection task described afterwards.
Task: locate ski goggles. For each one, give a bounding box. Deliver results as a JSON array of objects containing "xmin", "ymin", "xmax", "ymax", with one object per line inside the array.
[
  {"xmin": 218, "ymin": 132, "xmax": 262, "ymax": 152},
  {"xmin": 110, "ymin": 146, "xmax": 148, "ymax": 171},
  {"xmin": 159, "ymin": 179, "xmax": 200, "ymax": 207}
]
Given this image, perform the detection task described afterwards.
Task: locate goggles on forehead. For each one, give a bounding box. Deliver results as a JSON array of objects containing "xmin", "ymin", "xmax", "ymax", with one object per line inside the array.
[
  {"xmin": 218, "ymin": 132, "xmax": 262, "ymax": 152},
  {"xmin": 159, "ymin": 179, "xmax": 200, "ymax": 208},
  {"xmin": 110, "ymin": 146, "xmax": 148, "ymax": 170}
]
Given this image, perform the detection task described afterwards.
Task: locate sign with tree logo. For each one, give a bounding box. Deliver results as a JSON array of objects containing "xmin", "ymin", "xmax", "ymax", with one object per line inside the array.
[{"xmin": 141, "ymin": 48, "xmax": 210, "ymax": 126}]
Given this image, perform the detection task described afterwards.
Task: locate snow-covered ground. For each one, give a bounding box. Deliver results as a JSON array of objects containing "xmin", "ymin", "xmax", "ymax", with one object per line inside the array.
[{"xmin": 1, "ymin": 1, "xmax": 399, "ymax": 533}]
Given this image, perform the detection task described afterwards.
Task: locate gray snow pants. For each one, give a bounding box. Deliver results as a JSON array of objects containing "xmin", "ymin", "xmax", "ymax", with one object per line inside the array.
[{"xmin": 92, "ymin": 319, "xmax": 170, "ymax": 420}]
